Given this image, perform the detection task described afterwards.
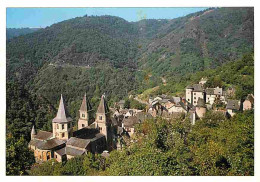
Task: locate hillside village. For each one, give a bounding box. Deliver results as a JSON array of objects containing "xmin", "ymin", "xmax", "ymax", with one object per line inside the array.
[{"xmin": 28, "ymin": 77, "xmax": 254, "ymax": 164}]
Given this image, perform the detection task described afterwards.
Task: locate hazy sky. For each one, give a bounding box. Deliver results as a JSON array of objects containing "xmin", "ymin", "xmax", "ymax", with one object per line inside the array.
[{"xmin": 7, "ymin": 8, "xmax": 208, "ymax": 28}]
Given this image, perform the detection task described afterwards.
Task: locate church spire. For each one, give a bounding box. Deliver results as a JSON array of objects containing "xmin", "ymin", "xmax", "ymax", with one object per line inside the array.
[
  {"xmin": 97, "ymin": 94, "xmax": 110, "ymax": 114},
  {"xmin": 79, "ymin": 93, "xmax": 92, "ymax": 112},
  {"xmin": 31, "ymin": 125, "xmax": 36, "ymax": 139},
  {"xmin": 52, "ymin": 94, "xmax": 72, "ymax": 123}
]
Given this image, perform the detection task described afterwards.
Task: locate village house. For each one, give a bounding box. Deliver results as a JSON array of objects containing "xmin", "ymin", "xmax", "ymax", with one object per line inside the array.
[
  {"xmin": 205, "ymin": 87, "xmax": 226, "ymax": 105},
  {"xmin": 226, "ymin": 99, "xmax": 240, "ymax": 117},
  {"xmin": 186, "ymin": 84, "xmax": 205, "ymax": 106},
  {"xmin": 243, "ymin": 94, "xmax": 254, "ymax": 111},
  {"xmin": 189, "ymin": 98, "xmax": 207, "ymax": 125},
  {"xmin": 29, "ymin": 94, "xmax": 116, "ymax": 163},
  {"xmin": 165, "ymin": 97, "xmax": 187, "ymax": 113},
  {"xmin": 122, "ymin": 116, "xmax": 140, "ymax": 137}
]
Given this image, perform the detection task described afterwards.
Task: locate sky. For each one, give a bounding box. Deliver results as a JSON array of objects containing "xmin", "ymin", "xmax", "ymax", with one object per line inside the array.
[{"xmin": 6, "ymin": 8, "xmax": 208, "ymax": 28}]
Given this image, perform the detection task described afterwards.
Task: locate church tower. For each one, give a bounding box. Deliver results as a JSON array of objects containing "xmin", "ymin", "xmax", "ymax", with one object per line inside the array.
[
  {"xmin": 31, "ymin": 125, "xmax": 36, "ymax": 140},
  {"xmin": 78, "ymin": 93, "xmax": 93, "ymax": 130},
  {"xmin": 95, "ymin": 94, "xmax": 112, "ymax": 150},
  {"xmin": 52, "ymin": 94, "xmax": 73, "ymax": 140}
]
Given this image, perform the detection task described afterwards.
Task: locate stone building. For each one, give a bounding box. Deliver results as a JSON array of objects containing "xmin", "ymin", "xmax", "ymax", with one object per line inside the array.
[
  {"xmin": 195, "ymin": 98, "xmax": 207, "ymax": 118},
  {"xmin": 94, "ymin": 95, "xmax": 113, "ymax": 150},
  {"xmin": 243, "ymin": 94, "xmax": 254, "ymax": 111},
  {"xmin": 186, "ymin": 84, "xmax": 205, "ymax": 106},
  {"xmin": 52, "ymin": 94, "xmax": 73, "ymax": 140},
  {"xmin": 29, "ymin": 94, "xmax": 114, "ymax": 163},
  {"xmin": 226, "ymin": 100, "xmax": 240, "ymax": 117},
  {"xmin": 78, "ymin": 93, "xmax": 93, "ymax": 130}
]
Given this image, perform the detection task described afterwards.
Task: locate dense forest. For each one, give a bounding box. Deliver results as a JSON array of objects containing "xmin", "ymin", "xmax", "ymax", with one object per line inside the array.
[
  {"xmin": 6, "ymin": 7, "xmax": 254, "ymax": 175},
  {"xmin": 7, "ymin": 28, "xmax": 41, "ymax": 40}
]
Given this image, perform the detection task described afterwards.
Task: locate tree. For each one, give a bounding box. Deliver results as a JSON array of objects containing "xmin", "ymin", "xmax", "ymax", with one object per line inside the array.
[{"xmin": 6, "ymin": 135, "xmax": 35, "ymax": 175}]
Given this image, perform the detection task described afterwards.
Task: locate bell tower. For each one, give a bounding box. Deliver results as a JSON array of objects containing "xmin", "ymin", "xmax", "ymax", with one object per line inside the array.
[
  {"xmin": 52, "ymin": 94, "xmax": 73, "ymax": 140},
  {"xmin": 78, "ymin": 93, "xmax": 93, "ymax": 130},
  {"xmin": 95, "ymin": 94, "xmax": 112, "ymax": 150}
]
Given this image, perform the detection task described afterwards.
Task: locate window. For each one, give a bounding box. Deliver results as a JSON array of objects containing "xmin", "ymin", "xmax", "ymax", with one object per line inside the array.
[
  {"xmin": 62, "ymin": 133, "xmax": 65, "ymax": 138},
  {"xmin": 62, "ymin": 124, "xmax": 64, "ymax": 129},
  {"xmin": 188, "ymin": 99, "xmax": 190, "ymax": 101},
  {"xmin": 82, "ymin": 113, "xmax": 85, "ymax": 118},
  {"xmin": 82, "ymin": 124, "xmax": 85, "ymax": 127},
  {"xmin": 194, "ymin": 97, "xmax": 196, "ymax": 99},
  {"xmin": 99, "ymin": 116, "xmax": 102, "ymax": 120},
  {"xmin": 194, "ymin": 93, "xmax": 196, "ymax": 95},
  {"xmin": 47, "ymin": 155, "xmax": 50, "ymax": 160},
  {"xmin": 57, "ymin": 124, "xmax": 59, "ymax": 129},
  {"xmin": 194, "ymin": 101, "xmax": 196, "ymax": 103}
]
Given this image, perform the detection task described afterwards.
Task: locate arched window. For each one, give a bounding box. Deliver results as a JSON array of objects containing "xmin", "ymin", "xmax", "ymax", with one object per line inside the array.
[{"xmin": 99, "ymin": 116, "xmax": 102, "ymax": 120}]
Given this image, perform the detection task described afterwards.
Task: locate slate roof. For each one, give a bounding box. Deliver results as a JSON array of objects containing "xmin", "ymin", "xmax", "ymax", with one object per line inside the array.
[
  {"xmin": 79, "ymin": 93, "xmax": 92, "ymax": 112},
  {"xmin": 66, "ymin": 146, "xmax": 85, "ymax": 156},
  {"xmin": 31, "ymin": 125, "xmax": 36, "ymax": 135},
  {"xmin": 159, "ymin": 99, "xmax": 169, "ymax": 104},
  {"xmin": 123, "ymin": 116, "xmax": 140, "ymax": 128},
  {"xmin": 197, "ymin": 98, "xmax": 206, "ymax": 108},
  {"xmin": 136, "ymin": 112, "xmax": 153, "ymax": 122},
  {"xmin": 186, "ymin": 84, "xmax": 204, "ymax": 92},
  {"xmin": 162, "ymin": 112, "xmax": 183, "ymax": 118},
  {"xmin": 186, "ymin": 85, "xmax": 193, "ymax": 89},
  {"xmin": 206, "ymin": 88, "xmax": 215, "ymax": 95},
  {"xmin": 55, "ymin": 147, "xmax": 66, "ymax": 156},
  {"xmin": 97, "ymin": 95, "xmax": 110, "ymax": 114},
  {"xmin": 73, "ymin": 127, "xmax": 99, "ymax": 139},
  {"xmin": 29, "ymin": 138, "xmax": 65, "ymax": 150},
  {"xmin": 193, "ymin": 84, "xmax": 204, "ymax": 92},
  {"xmin": 66, "ymin": 137, "xmax": 90, "ymax": 149},
  {"xmin": 34, "ymin": 130, "xmax": 53, "ymax": 141},
  {"xmin": 247, "ymin": 94, "xmax": 254, "ymax": 104},
  {"xmin": 226, "ymin": 100, "xmax": 240, "ymax": 110},
  {"xmin": 52, "ymin": 94, "xmax": 72, "ymax": 123}
]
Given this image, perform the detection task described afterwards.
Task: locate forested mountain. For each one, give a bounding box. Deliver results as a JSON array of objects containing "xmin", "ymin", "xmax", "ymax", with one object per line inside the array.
[
  {"xmin": 7, "ymin": 28, "xmax": 41, "ymax": 40},
  {"xmin": 138, "ymin": 8, "xmax": 254, "ymax": 77},
  {"xmin": 6, "ymin": 7, "xmax": 254, "ymax": 115}
]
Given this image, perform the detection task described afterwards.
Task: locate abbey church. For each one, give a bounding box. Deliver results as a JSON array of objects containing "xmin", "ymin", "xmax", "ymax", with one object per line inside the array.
[{"xmin": 29, "ymin": 94, "xmax": 114, "ymax": 163}]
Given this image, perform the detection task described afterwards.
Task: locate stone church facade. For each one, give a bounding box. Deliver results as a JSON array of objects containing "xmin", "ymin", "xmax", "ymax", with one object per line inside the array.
[{"xmin": 29, "ymin": 94, "xmax": 114, "ymax": 163}]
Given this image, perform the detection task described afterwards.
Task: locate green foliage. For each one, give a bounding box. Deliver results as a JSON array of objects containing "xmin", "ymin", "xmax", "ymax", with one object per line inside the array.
[
  {"xmin": 7, "ymin": 28, "xmax": 41, "ymax": 40},
  {"xmin": 6, "ymin": 81, "xmax": 55, "ymax": 141},
  {"xmin": 6, "ymin": 135, "xmax": 35, "ymax": 175},
  {"xmin": 29, "ymin": 153, "xmax": 105, "ymax": 176},
  {"xmin": 101, "ymin": 110, "xmax": 253, "ymax": 176}
]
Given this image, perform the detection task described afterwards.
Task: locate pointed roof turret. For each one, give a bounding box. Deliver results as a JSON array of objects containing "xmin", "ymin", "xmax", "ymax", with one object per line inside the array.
[
  {"xmin": 97, "ymin": 94, "xmax": 110, "ymax": 114},
  {"xmin": 52, "ymin": 94, "xmax": 72, "ymax": 123},
  {"xmin": 197, "ymin": 98, "xmax": 206, "ymax": 108},
  {"xmin": 31, "ymin": 125, "xmax": 36, "ymax": 135},
  {"xmin": 79, "ymin": 93, "xmax": 92, "ymax": 112}
]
